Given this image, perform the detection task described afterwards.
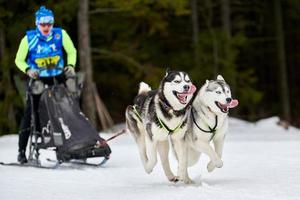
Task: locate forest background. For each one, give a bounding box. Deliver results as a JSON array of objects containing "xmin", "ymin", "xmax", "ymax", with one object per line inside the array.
[{"xmin": 0, "ymin": 0, "xmax": 299, "ymax": 135}]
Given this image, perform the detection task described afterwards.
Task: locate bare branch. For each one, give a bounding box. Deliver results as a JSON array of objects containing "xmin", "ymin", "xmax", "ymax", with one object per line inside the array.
[{"xmin": 89, "ymin": 8, "xmax": 128, "ymax": 14}]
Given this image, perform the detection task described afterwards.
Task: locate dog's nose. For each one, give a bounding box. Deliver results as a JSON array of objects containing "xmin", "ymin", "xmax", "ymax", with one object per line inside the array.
[
  {"xmin": 183, "ymin": 85, "xmax": 190, "ymax": 91},
  {"xmin": 226, "ymin": 98, "xmax": 232, "ymax": 103}
]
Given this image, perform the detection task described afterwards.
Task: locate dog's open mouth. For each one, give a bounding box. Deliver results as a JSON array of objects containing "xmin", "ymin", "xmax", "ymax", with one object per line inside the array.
[
  {"xmin": 215, "ymin": 99, "xmax": 239, "ymax": 113},
  {"xmin": 173, "ymin": 85, "xmax": 197, "ymax": 104}
]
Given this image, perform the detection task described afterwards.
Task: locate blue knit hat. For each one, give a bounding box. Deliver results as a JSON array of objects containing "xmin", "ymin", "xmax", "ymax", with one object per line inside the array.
[{"xmin": 35, "ymin": 6, "xmax": 54, "ymax": 25}]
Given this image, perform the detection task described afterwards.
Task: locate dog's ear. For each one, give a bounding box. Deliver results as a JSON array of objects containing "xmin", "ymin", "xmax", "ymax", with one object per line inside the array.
[
  {"xmin": 199, "ymin": 80, "xmax": 210, "ymax": 96},
  {"xmin": 217, "ymin": 75, "xmax": 225, "ymax": 81},
  {"xmin": 165, "ymin": 68, "xmax": 171, "ymax": 77},
  {"xmin": 204, "ymin": 80, "xmax": 210, "ymax": 89}
]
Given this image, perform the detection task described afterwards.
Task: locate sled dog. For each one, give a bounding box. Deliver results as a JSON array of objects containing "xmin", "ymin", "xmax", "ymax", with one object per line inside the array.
[
  {"xmin": 126, "ymin": 70, "xmax": 196, "ymax": 183},
  {"xmin": 185, "ymin": 75, "xmax": 238, "ymax": 176}
]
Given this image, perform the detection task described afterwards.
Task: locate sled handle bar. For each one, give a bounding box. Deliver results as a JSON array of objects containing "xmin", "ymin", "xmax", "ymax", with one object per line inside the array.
[{"xmin": 28, "ymin": 67, "xmax": 65, "ymax": 87}]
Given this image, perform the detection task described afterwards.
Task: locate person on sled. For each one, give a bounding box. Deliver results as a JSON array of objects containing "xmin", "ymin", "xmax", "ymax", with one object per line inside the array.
[{"xmin": 15, "ymin": 6, "xmax": 77, "ymax": 164}]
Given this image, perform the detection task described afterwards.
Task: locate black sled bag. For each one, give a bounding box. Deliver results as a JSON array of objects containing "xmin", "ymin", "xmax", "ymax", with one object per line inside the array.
[{"xmin": 38, "ymin": 85, "xmax": 101, "ymax": 153}]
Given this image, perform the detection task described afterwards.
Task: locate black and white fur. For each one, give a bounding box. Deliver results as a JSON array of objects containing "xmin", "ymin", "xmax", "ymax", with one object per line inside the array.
[
  {"xmin": 125, "ymin": 70, "xmax": 196, "ymax": 183},
  {"xmin": 182, "ymin": 75, "xmax": 238, "ymax": 181}
]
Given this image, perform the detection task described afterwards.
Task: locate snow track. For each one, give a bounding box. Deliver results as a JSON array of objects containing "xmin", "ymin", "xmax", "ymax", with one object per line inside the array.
[{"xmin": 1, "ymin": 117, "xmax": 300, "ymax": 200}]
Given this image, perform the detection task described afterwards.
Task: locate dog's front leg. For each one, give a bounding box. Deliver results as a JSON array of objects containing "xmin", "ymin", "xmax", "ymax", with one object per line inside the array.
[
  {"xmin": 192, "ymin": 139, "xmax": 222, "ymax": 170},
  {"xmin": 157, "ymin": 141, "xmax": 178, "ymax": 182},
  {"xmin": 136, "ymin": 135, "xmax": 148, "ymax": 168},
  {"xmin": 174, "ymin": 139, "xmax": 194, "ymax": 184},
  {"xmin": 207, "ymin": 135, "xmax": 225, "ymax": 172},
  {"xmin": 144, "ymin": 135, "xmax": 158, "ymax": 174}
]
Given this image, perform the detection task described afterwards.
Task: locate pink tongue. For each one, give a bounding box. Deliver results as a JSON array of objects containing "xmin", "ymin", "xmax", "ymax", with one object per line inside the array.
[
  {"xmin": 176, "ymin": 94, "xmax": 187, "ymax": 104},
  {"xmin": 228, "ymin": 99, "xmax": 239, "ymax": 108},
  {"xmin": 178, "ymin": 85, "xmax": 197, "ymax": 103},
  {"xmin": 188, "ymin": 84, "xmax": 197, "ymax": 94}
]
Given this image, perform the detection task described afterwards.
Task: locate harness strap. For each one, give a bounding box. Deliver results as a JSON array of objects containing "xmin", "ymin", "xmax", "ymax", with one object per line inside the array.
[
  {"xmin": 191, "ymin": 107, "xmax": 218, "ymax": 141},
  {"xmin": 132, "ymin": 105, "xmax": 143, "ymax": 122},
  {"xmin": 132, "ymin": 104, "xmax": 186, "ymax": 135},
  {"xmin": 99, "ymin": 129, "xmax": 127, "ymax": 146},
  {"xmin": 156, "ymin": 115, "xmax": 186, "ymax": 135}
]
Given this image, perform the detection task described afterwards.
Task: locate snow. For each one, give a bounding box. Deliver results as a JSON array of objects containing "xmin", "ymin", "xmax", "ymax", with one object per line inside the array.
[{"xmin": 1, "ymin": 117, "xmax": 300, "ymax": 200}]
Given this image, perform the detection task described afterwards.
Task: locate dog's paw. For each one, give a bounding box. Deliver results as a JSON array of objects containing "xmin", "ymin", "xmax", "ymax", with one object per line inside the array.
[
  {"xmin": 207, "ymin": 161, "xmax": 216, "ymax": 173},
  {"xmin": 177, "ymin": 174, "xmax": 195, "ymax": 184},
  {"xmin": 214, "ymin": 159, "xmax": 223, "ymax": 168},
  {"xmin": 144, "ymin": 166, "xmax": 153, "ymax": 174},
  {"xmin": 169, "ymin": 176, "xmax": 180, "ymax": 183},
  {"xmin": 183, "ymin": 177, "xmax": 195, "ymax": 184}
]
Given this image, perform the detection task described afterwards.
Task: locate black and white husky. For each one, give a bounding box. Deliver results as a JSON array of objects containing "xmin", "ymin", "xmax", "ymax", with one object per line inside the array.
[
  {"xmin": 183, "ymin": 75, "xmax": 238, "ymax": 180},
  {"xmin": 125, "ymin": 70, "xmax": 196, "ymax": 183}
]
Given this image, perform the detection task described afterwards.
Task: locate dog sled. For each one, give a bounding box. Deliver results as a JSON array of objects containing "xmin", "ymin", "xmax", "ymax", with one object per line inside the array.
[{"xmin": 1, "ymin": 69, "xmax": 112, "ymax": 169}]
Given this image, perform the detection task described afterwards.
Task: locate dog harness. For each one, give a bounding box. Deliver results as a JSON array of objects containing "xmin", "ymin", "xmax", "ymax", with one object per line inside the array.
[
  {"xmin": 132, "ymin": 105, "xmax": 186, "ymax": 135},
  {"xmin": 191, "ymin": 107, "xmax": 218, "ymax": 141},
  {"xmin": 132, "ymin": 105, "xmax": 143, "ymax": 122},
  {"xmin": 155, "ymin": 115, "xmax": 187, "ymax": 135}
]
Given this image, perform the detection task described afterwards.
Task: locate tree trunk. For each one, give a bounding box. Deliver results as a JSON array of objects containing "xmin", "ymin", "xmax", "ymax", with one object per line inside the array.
[
  {"xmin": 0, "ymin": 28, "xmax": 4, "ymax": 59},
  {"xmin": 273, "ymin": 0, "xmax": 291, "ymax": 121},
  {"xmin": 221, "ymin": 0, "xmax": 231, "ymax": 40},
  {"xmin": 190, "ymin": 0, "xmax": 200, "ymax": 68},
  {"xmin": 203, "ymin": 0, "xmax": 218, "ymax": 76},
  {"xmin": 78, "ymin": 0, "xmax": 97, "ymax": 125},
  {"xmin": 0, "ymin": 27, "xmax": 17, "ymax": 132},
  {"xmin": 221, "ymin": 0, "xmax": 231, "ymax": 68},
  {"xmin": 221, "ymin": 0, "xmax": 237, "ymax": 95}
]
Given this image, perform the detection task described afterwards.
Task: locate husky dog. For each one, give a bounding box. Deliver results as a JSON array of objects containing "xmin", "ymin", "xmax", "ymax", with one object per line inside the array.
[
  {"xmin": 125, "ymin": 70, "xmax": 196, "ymax": 183},
  {"xmin": 185, "ymin": 75, "xmax": 238, "ymax": 176}
]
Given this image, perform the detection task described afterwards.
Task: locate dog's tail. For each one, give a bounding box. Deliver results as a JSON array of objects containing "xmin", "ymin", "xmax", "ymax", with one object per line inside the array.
[{"xmin": 138, "ymin": 82, "xmax": 151, "ymax": 94}]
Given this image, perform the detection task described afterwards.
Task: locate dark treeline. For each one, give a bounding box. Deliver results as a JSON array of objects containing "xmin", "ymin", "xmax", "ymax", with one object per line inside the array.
[{"xmin": 0, "ymin": 0, "xmax": 300, "ymax": 135}]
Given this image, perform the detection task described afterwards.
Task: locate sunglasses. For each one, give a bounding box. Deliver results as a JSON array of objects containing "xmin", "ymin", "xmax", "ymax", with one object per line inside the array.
[{"xmin": 39, "ymin": 23, "xmax": 53, "ymax": 27}]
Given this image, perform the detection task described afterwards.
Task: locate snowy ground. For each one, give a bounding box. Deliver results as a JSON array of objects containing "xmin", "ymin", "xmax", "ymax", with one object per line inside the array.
[{"xmin": 1, "ymin": 117, "xmax": 300, "ymax": 200}]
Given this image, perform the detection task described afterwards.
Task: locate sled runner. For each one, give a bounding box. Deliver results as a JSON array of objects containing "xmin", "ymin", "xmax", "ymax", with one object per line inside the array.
[
  {"xmin": 0, "ymin": 161, "xmax": 60, "ymax": 169},
  {"xmin": 2, "ymin": 68, "xmax": 111, "ymax": 168}
]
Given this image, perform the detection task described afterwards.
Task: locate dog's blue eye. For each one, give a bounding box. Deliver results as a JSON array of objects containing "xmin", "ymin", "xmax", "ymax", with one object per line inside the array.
[
  {"xmin": 216, "ymin": 91, "xmax": 221, "ymax": 94},
  {"xmin": 174, "ymin": 80, "xmax": 181, "ymax": 83}
]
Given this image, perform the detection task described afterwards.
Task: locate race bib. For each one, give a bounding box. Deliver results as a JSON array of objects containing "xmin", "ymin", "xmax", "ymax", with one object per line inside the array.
[{"xmin": 35, "ymin": 55, "xmax": 60, "ymax": 68}]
